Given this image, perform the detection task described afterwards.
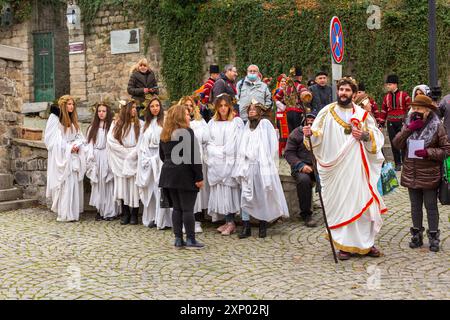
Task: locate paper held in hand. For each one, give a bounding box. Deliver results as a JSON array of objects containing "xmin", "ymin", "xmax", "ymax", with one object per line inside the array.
[{"xmin": 408, "ymin": 139, "xmax": 425, "ymax": 159}]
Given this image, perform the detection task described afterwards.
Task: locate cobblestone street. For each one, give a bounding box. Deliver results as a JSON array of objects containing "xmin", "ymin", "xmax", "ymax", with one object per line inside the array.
[{"xmin": 0, "ymin": 182, "xmax": 448, "ymax": 300}]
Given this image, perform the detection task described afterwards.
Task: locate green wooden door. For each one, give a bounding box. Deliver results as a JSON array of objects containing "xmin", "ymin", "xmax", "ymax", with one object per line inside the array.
[{"xmin": 33, "ymin": 32, "xmax": 55, "ymax": 102}]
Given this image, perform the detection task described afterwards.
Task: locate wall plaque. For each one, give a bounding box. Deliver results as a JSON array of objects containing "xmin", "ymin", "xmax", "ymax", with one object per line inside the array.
[
  {"xmin": 69, "ymin": 42, "xmax": 84, "ymax": 54},
  {"xmin": 110, "ymin": 29, "xmax": 140, "ymax": 54}
]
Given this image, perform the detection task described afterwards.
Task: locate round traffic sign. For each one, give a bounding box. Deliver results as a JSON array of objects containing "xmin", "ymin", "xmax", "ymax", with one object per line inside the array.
[{"xmin": 330, "ymin": 16, "xmax": 344, "ymax": 64}]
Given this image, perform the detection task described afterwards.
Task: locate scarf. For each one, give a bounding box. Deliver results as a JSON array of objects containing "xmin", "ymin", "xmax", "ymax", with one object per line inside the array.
[{"xmin": 406, "ymin": 111, "xmax": 440, "ymax": 148}]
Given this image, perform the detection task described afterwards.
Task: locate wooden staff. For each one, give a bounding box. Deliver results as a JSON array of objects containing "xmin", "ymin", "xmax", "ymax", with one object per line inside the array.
[{"xmin": 306, "ymin": 134, "xmax": 338, "ymax": 264}]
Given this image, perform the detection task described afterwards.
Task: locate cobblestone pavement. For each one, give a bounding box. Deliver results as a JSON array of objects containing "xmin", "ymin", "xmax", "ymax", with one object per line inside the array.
[{"xmin": 0, "ymin": 181, "xmax": 448, "ymax": 300}]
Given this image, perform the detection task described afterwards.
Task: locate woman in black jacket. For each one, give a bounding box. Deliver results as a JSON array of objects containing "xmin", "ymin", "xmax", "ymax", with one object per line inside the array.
[
  {"xmin": 159, "ymin": 104, "xmax": 205, "ymax": 249},
  {"xmin": 127, "ymin": 58, "xmax": 159, "ymax": 104}
]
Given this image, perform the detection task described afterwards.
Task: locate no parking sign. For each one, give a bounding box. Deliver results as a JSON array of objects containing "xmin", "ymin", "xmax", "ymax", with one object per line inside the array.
[
  {"xmin": 330, "ymin": 16, "xmax": 344, "ymax": 64},
  {"xmin": 330, "ymin": 16, "xmax": 344, "ymax": 100}
]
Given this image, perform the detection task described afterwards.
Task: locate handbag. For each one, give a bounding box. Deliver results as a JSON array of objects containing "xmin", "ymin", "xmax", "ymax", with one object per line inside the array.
[
  {"xmin": 159, "ymin": 188, "xmax": 173, "ymax": 208},
  {"xmin": 378, "ymin": 162, "xmax": 399, "ymax": 196},
  {"xmin": 438, "ymin": 157, "xmax": 450, "ymax": 205}
]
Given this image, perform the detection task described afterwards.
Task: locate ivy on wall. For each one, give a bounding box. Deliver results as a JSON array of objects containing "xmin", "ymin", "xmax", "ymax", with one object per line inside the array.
[{"xmin": 7, "ymin": 0, "xmax": 450, "ymax": 103}]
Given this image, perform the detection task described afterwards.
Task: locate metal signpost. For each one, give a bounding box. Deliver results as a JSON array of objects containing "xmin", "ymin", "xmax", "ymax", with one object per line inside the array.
[{"xmin": 330, "ymin": 16, "xmax": 344, "ymax": 101}]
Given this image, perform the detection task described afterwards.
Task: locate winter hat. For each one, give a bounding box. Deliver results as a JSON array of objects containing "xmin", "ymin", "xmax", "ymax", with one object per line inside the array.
[
  {"xmin": 412, "ymin": 84, "xmax": 431, "ymax": 101},
  {"xmin": 209, "ymin": 65, "xmax": 220, "ymax": 74},
  {"xmin": 385, "ymin": 74, "xmax": 399, "ymax": 84},
  {"xmin": 357, "ymin": 82, "xmax": 366, "ymax": 92}
]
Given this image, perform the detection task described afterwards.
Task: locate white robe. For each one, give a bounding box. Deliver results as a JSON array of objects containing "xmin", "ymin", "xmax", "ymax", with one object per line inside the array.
[
  {"xmin": 107, "ymin": 120, "xmax": 143, "ymax": 208},
  {"xmin": 206, "ymin": 117, "xmax": 243, "ymax": 221},
  {"xmin": 190, "ymin": 118, "xmax": 210, "ymax": 213},
  {"xmin": 136, "ymin": 118, "xmax": 172, "ymax": 229},
  {"xmin": 86, "ymin": 127, "xmax": 117, "ymax": 218},
  {"xmin": 233, "ymin": 119, "xmax": 289, "ymax": 222},
  {"xmin": 309, "ymin": 102, "xmax": 387, "ymax": 254},
  {"xmin": 45, "ymin": 114, "xmax": 86, "ymax": 222}
]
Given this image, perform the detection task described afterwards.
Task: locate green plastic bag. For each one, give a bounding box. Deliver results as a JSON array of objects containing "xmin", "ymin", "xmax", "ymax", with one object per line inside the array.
[{"xmin": 444, "ymin": 156, "xmax": 450, "ymax": 181}]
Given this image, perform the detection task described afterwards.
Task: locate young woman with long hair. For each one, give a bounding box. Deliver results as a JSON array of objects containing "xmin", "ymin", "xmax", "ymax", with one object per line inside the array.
[
  {"xmin": 206, "ymin": 93, "xmax": 244, "ymax": 235},
  {"xmin": 136, "ymin": 96, "xmax": 172, "ymax": 229},
  {"xmin": 159, "ymin": 104, "xmax": 204, "ymax": 249},
  {"xmin": 179, "ymin": 96, "xmax": 210, "ymax": 234},
  {"xmin": 86, "ymin": 102, "xmax": 116, "ymax": 221},
  {"xmin": 44, "ymin": 95, "xmax": 86, "ymax": 222},
  {"xmin": 107, "ymin": 99, "xmax": 143, "ymax": 225}
]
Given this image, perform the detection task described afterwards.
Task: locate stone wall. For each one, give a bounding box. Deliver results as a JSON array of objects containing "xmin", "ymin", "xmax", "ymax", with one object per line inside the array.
[
  {"xmin": 0, "ymin": 57, "xmax": 24, "ymax": 173},
  {"xmin": 82, "ymin": 7, "xmax": 164, "ymax": 106},
  {"xmin": 0, "ymin": 22, "xmax": 33, "ymax": 102},
  {"xmin": 10, "ymin": 139, "xmax": 47, "ymax": 202}
]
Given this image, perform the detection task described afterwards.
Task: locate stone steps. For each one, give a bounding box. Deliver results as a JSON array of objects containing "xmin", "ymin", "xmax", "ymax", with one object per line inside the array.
[
  {"xmin": 0, "ymin": 187, "xmax": 22, "ymax": 202},
  {"xmin": 0, "ymin": 199, "xmax": 39, "ymax": 212},
  {"xmin": 0, "ymin": 173, "xmax": 38, "ymax": 212}
]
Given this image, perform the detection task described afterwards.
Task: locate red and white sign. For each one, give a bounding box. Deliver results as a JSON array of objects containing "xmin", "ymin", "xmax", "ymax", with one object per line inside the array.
[{"xmin": 330, "ymin": 16, "xmax": 344, "ymax": 64}]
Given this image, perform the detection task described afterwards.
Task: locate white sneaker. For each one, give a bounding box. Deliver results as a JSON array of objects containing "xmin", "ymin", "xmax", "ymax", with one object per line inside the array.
[{"xmin": 195, "ymin": 221, "xmax": 203, "ymax": 233}]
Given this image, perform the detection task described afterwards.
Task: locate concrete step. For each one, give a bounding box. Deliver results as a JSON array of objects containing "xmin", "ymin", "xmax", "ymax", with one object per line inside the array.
[
  {"xmin": 0, "ymin": 188, "xmax": 23, "ymax": 202},
  {"xmin": 0, "ymin": 199, "xmax": 38, "ymax": 212},
  {"xmin": 0, "ymin": 174, "xmax": 14, "ymax": 190}
]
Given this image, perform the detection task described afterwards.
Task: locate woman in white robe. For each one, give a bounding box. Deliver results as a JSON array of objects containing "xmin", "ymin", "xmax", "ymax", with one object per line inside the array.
[
  {"xmin": 179, "ymin": 96, "xmax": 210, "ymax": 233},
  {"xmin": 207, "ymin": 94, "xmax": 243, "ymax": 235},
  {"xmin": 85, "ymin": 102, "xmax": 116, "ymax": 221},
  {"xmin": 107, "ymin": 100, "xmax": 143, "ymax": 225},
  {"xmin": 233, "ymin": 102, "xmax": 289, "ymax": 238},
  {"xmin": 136, "ymin": 96, "xmax": 172, "ymax": 229},
  {"xmin": 45, "ymin": 95, "xmax": 86, "ymax": 222}
]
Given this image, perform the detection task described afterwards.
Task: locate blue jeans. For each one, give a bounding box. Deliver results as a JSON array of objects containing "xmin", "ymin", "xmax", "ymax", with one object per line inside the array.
[{"xmin": 241, "ymin": 210, "xmax": 250, "ymax": 221}]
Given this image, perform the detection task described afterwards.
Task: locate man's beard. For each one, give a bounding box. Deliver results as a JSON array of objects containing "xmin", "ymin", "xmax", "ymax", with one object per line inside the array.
[{"xmin": 337, "ymin": 95, "xmax": 353, "ymax": 107}]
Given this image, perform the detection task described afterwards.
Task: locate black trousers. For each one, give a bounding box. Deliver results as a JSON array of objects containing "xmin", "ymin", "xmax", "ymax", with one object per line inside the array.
[
  {"xmin": 287, "ymin": 111, "xmax": 304, "ymax": 133},
  {"xmin": 387, "ymin": 121, "xmax": 403, "ymax": 166},
  {"xmin": 168, "ymin": 189, "xmax": 198, "ymax": 239},
  {"xmin": 292, "ymin": 171, "xmax": 315, "ymax": 214},
  {"xmin": 408, "ymin": 188, "xmax": 439, "ymax": 231}
]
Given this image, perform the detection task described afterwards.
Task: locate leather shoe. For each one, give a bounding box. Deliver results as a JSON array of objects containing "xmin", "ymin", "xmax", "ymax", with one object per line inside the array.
[
  {"xmin": 366, "ymin": 246, "xmax": 381, "ymax": 257},
  {"xmin": 338, "ymin": 250, "xmax": 351, "ymax": 260}
]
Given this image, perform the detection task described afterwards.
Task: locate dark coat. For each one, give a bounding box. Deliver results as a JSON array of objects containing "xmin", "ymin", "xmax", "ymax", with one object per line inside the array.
[
  {"xmin": 309, "ymin": 84, "xmax": 333, "ymax": 113},
  {"xmin": 392, "ymin": 114, "xmax": 450, "ymax": 189},
  {"xmin": 211, "ymin": 73, "xmax": 236, "ymax": 102},
  {"xmin": 159, "ymin": 128, "xmax": 203, "ymax": 191},
  {"xmin": 284, "ymin": 126, "xmax": 313, "ymax": 174},
  {"xmin": 127, "ymin": 70, "xmax": 159, "ymax": 103}
]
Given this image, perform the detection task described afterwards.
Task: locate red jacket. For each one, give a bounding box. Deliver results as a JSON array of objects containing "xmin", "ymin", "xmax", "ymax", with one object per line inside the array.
[
  {"xmin": 378, "ymin": 90, "xmax": 411, "ymax": 124},
  {"xmin": 200, "ymin": 78, "xmax": 215, "ymax": 104}
]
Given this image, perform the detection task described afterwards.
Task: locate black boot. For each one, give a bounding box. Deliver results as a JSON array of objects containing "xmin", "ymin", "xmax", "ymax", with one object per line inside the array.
[
  {"xmin": 174, "ymin": 237, "xmax": 186, "ymax": 249},
  {"xmin": 427, "ymin": 230, "xmax": 440, "ymax": 252},
  {"xmin": 302, "ymin": 212, "xmax": 317, "ymax": 228},
  {"xmin": 409, "ymin": 227, "xmax": 424, "ymax": 248},
  {"xmin": 120, "ymin": 202, "xmax": 130, "ymax": 225},
  {"xmin": 129, "ymin": 207, "xmax": 139, "ymax": 225},
  {"xmin": 185, "ymin": 236, "xmax": 204, "ymax": 249},
  {"xmin": 258, "ymin": 221, "xmax": 267, "ymax": 238},
  {"xmin": 238, "ymin": 220, "xmax": 251, "ymax": 239}
]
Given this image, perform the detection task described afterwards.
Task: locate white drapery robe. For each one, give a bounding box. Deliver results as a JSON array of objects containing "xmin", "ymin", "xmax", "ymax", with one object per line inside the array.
[
  {"xmin": 106, "ymin": 120, "xmax": 143, "ymax": 208},
  {"xmin": 206, "ymin": 118, "xmax": 243, "ymax": 222},
  {"xmin": 136, "ymin": 118, "xmax": 172, "ymax": 229},
  {"xmin": 308, "ymin": 102, "xmax": 387, "ymax": 254},
  {"xmin": 190, "ymin": 118, "xmax": 210, "ymax": 213},
  {"xmin": 86, "ymin": 127, "xmax": 117, "ymax": 218},
  {"xmin": 233, "ymin": 119, "xmax": 289, "ymax": 222},
  {"xmin": 45, "ymin": 114, "xmax": 86, "ymax": 222}
]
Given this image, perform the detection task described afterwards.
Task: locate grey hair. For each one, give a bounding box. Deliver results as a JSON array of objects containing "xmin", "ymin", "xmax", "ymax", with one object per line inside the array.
[
  {"xmin": 223, "ymin": 64, "xmax": 235, "ymax": 73},
  {"xmin": 247, "ymin": 64, "xmax": 259, "ymax": 72}
]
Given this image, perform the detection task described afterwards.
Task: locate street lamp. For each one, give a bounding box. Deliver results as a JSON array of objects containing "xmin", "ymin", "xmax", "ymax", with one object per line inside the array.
[{"xmin": 428, "ymin": 0, "xmax": 441, "ymax": 101}]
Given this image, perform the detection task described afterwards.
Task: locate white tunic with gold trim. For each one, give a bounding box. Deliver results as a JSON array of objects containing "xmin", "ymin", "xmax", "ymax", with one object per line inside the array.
[{"xmin": 307, "ymin": 102, "xmax": 387, "ymax": 254}]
